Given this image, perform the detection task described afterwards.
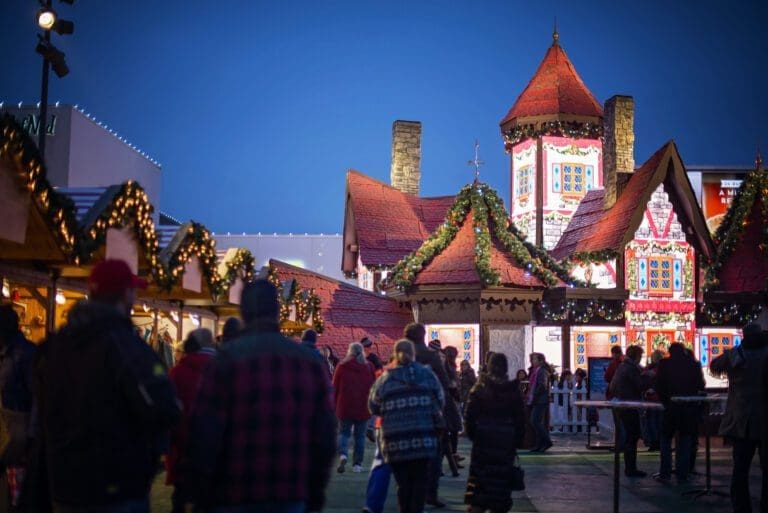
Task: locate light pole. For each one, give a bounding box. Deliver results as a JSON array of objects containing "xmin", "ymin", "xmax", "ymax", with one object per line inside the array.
[{"xmin": 35, "ymin": 0, "xmax": 73, "ymax": 158}]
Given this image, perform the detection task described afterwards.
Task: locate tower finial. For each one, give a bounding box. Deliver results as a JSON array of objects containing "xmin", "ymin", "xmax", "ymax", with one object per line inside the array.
[
  {"xmin": 468, "ymin": 139, "xmax": 484, "ymax": 183},
  {"xmin": 553, "ymin": 17, "xmax": 559, "ymax": 45},
  {"xmin": 757, "ymin": 144, "xmax": 764, "ymax": 172}
]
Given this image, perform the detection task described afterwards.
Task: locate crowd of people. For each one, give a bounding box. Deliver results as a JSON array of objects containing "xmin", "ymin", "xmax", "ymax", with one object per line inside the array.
[{"xmin": 0, "ymin": 258, "xmax": 766, "ymax": 513}]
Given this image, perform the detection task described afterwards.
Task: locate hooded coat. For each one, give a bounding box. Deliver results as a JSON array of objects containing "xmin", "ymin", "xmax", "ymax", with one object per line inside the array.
[
  {"xmin": 332, "ymin": 357, "xmax": 375, "ymax": 421},
  {"xmin": 464, "ymin": 374, "xmax": 525, "ymax": 512},
  {"xmin": 368, "ymin": 361, "xmax": 444, "ymax": 463},
  {"xmin": 36, "ymin": 300, "xmax": 180, "ymax": 506}
]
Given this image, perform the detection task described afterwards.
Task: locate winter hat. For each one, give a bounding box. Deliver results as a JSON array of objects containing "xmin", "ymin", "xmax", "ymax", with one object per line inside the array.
[
  {"xmin": 240, "ymin": 280, "xmax": 279, "ymax": 322},
  {"xmin": 302, "ymin": 329, "xmax": 318, "ymax": 345},
  {"xmin": 360, "ymin": 337, "xmax": 373, "ymax": 348},
  {"xmin": 428, "ymin": 339, "xmax": 442, "ymax": 351},
  {"xmin": 88, "ymin": 259, "xmax": 147, "ymax": 301}
]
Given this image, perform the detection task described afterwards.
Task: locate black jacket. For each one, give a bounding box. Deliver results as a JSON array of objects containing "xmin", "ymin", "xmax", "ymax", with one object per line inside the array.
[
  {"xmin": 464, "ymin": 376, "xmax": 525, "ymax": 511},
  {"xmin": 36, "ymin": 301, "xmax": 180, "ymax": 506},
  {"xmin": 610, "ymin": 359, "xmax": 645, "ymax": 401},
  {"xmin": 656, "ymin": 353, "xmax": 706, "ymax": 436}
]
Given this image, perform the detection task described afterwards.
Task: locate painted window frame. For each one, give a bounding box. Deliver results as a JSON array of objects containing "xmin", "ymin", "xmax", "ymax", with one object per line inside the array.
[
  {"xmin": 516, "ymin": 165, "xmax": 533, "ymax": 203},
  {"xmin": 648, "ymin": 256, "xmax": 674, "ymax": 297}
]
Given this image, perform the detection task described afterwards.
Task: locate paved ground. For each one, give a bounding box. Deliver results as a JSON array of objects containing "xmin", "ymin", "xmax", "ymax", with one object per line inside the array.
[{"xmin": 150, "ymin": 432, "xmax": 762, "ymax": 512}]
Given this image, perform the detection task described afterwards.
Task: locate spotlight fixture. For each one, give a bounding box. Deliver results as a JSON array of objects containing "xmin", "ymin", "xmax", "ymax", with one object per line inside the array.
[
  {"xmin": 37, "ymin": 7, "xmax": 74, "ymax": 35},
  {"xmin": 36, "ymin": 36, "xmax": 69, "ymax": 77}
]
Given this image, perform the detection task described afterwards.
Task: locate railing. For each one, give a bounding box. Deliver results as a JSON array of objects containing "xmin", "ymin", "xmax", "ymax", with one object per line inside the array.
[{"xmin": 549, "ymin": 387, "xmax": 589, "ymax": 433}]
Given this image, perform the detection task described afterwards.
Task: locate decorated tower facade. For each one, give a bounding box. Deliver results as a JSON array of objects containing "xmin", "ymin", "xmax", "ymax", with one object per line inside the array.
[{"xmin": 500, "ymin": 30, "xmax": 604, "ymax": 250}]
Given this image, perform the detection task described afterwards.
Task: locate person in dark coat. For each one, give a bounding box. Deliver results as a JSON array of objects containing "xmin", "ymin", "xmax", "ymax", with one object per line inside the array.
[
  {"xmin": 610, "ymin": 344, "xmax": 647, "ymax": 477},
  {"xmin": 333, "ymin": 342, "xmax": 376, "ymax": 474},
  {"xmin": 185, "ymin": 280, "xmax": 336, "ymax": 513},
  {"xmin": 0, "ymin": 305, "xmax": 37, "ymax": 510},
  {"xmin": 654, "ymin": 342, "xmax": 705, "ymax": 482},
  {"xmin": 604, "ymin": 345, "xmax": 624, "ymax": 400},
  {"xmin": 36, "ymin": 259, "xmax": 181, "ymax": 512},
  {"xmin": 526, "ymin": 353, "xmax": 552, "ymax": 453},
  {"xmin": 404, "ymin": 323, "xmax": 450, "ymax": 508},
  {"xmin": 442, "ymin": 346, "xmax": 463, "ymax": 459},
  {"xmin": 362, "ymin": 337, "xmax": 384, "ymax": 374},
  {"xmin": 711, "ymin": 323, "xmax": 768, "ymax": 513},
  {"xmin": 369, "ymin": 339, "xmax": 444, "ymax": 513},
  {"xmin": 459, "ymin": 360, "xmax": 477, "ymax": 416},
  {"xmin": 166, "ymin": 328, "xmax": 217, "ymax": 513},
  {"xmin": 464, "ymin": 353, "xmax": 525, "ymax": 513}
]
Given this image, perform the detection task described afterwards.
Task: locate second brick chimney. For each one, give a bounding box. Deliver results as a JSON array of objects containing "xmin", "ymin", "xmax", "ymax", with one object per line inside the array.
[
  {"xmin": 603, "ymin": 96, "xmax": 635, "ymax": 210},
  {"xmin": 390, "ymin": 120, "xmax": 421, "ymax": 195}
]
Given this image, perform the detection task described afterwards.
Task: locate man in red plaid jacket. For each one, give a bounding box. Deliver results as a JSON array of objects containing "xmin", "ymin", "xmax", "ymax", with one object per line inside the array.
[{"xmin": 184, "ymin": 280, "xmax": 336, "ymax": 513}]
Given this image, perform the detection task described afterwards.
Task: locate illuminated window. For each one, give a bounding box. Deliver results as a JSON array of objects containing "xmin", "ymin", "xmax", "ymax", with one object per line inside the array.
[
  {"xmin": 648, "ymin": 257, "xmax": 673, "ymax": 296},
  {"xmin": 516, "ymin": 166, "xmax": 533, "ymax": 202}
]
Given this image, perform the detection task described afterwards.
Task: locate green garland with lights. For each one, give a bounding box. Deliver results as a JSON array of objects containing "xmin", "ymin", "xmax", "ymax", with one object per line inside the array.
[
  {"xmin": 0, "ymin": 114, "xmax": 78, "ymax": 258},
  {"xmin": 569, "ymin": 249, "xmax": 620, "ymax": 266},
  {"xmin": 267, "ymin": 265, "xmax": 325, "ymax": 334},
  {"xmin": 700, "ymin": 302, "xmax": 763, "ymax": 326},
  {"xmin": 503, "ymin": 120, "xmax": 603, "ymax": 149},
  {"xmin": 77, "ymin": 180, "xmax": 165, "ymax": 281},
  {"xmin": 162, "ymin": 222, "xmax": 222, "ymax": 293},
  {"xmin": 389, "ymin": 182, "xmax": 586, "ymax": 289},
  {"xmin": 218, "ymin": 248, "xmax": 256, "ymax": 296},
  {"xmin": 704, "ymin": 162, "xmax": 768, "ymax": 290},
  {"xmin": 538, "ymin": 299, "xmax": 625, "ymax": 323}
]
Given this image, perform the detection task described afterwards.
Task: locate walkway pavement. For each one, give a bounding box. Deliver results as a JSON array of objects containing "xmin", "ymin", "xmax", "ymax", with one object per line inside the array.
[{"xmin": 151, "ymin": 432, "xmax": 761, "ymax": 512}]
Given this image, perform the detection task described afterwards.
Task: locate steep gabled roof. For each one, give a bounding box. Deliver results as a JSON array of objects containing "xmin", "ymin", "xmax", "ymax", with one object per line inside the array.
[
  {"xmin": 706, "ymin": 160, "xmax": 768, "ymax": 292},
  {"xmin": 270, "ymin": 259, "xmax": 411, "ymax": 360},
  {"xmin": 390, "ymin": 183, "xmax": 573, "ymax": 289},
  {"xmin": 551, "ymin": 141, "xmax": 714, "ymax": 262},
  {"xmin": 343, "ymin": 170, "xmax": 454, "ymax": 270},
  {"xmin": 500, "ymin": 40, "xmax": 603, "ymax": 128}
]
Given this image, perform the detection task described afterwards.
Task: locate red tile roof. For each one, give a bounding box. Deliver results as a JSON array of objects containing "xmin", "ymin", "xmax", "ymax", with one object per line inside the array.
[
  {"xmin": 712, "ymin": 199, "xmax": 768, "ymax": 292},
  {"xmin": 413, "ymin": 212, "xmax": 547, "ymax": 287},
  {"xmin": 347, "ymin": 171, "xmax": 455, "ymax": 267},
  {"xmin": 500, "ymin": 42, "xmax": 603, "ymax": 126},
  {"xmin": 270, "ymin": 259, "xmax": 411, "ymax": 361},
  {"xmin": 551, "ymin": 143, "xmax": 670, "ymax": 260}
]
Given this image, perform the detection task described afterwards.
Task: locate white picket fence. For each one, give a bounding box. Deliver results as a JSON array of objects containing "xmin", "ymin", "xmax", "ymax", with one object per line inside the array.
[{"xmin": 549, "ymin": 387, "xmax": 589, "ymax": 433}]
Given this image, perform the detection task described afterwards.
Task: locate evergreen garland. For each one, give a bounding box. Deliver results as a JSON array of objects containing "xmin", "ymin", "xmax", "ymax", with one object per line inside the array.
[
  {"xmin": 219, "ymin": 248, "xmax": 256, "ymax": 296},
  {"xmin": 389, "ymin": 182, "xmax": 585, "ymax": 290},
  {"xmin": 162, "ymin": 222, "xmax": 222, "ymax": 294},
  {"xmin": 704, "ymin": 163, "xmax": 768, "ymax": 290},
  {"xmin": 0, "ymin": 114, "xmax": 78, "ymax": 259}
]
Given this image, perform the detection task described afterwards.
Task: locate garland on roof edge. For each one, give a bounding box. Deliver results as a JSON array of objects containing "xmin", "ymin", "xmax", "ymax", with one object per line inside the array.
[
  {"xmin": 219, "ymin": 248, "xmax": 256, "ymax": 295},
  {"xmin": 78, "ymin": 181, "xmax": 165, "ymax": 281},
  {"xmin": 163, "ymin": 222, "xmax": 222, "ymax": 294},
  {"xmin": 704, "ymin": 165, "xmax": 768, "ymax": 291},
  {"xmin": 0, "ymin": 114, "xmax": 78, "ymax": 259},
  {"xmin": 389, "ymin": 182, "xmax": 586, "ymax": 290},
  {"xmin": 503, "ymin": 120, "xmax": 603, "ymax": 149},
  {"xmin": 267, "ymin": 265, "xmax": 325, "ymax": 334}
]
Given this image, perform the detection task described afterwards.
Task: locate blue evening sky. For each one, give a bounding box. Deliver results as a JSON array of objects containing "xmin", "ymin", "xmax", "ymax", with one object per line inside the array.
[{"xmin": 1, "ymin": 1, "xmax": 766, "ymax": 234}]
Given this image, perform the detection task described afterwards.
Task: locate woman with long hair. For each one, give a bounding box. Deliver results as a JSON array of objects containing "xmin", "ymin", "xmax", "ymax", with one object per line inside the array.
[
  {"xmin": 464, "ymin": 353, "xmax": 525, "ymax": 513},
  {"xmin": 333, "ymin": 342, "xmax": 376, "ymax": 473}
]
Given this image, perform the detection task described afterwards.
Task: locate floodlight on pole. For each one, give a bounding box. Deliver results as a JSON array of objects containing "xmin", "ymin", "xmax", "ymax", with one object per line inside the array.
[{"xmin": 37, "ymin": 9, "xmax": 56, "ymax": 30}]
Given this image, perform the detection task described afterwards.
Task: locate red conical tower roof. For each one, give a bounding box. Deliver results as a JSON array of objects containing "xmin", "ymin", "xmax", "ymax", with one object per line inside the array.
[{"xmin": 500, "ymin": 33, "xmax": 603, "ymax": 131}]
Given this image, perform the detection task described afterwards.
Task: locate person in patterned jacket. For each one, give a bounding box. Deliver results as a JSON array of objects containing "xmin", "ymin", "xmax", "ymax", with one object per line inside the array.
[
  {"xmin": 184, "ymin": 279, "xmax": 336, "ymax": 513},
  {"xmin": 368, "ymin": 339, "xmax": 444, "ymax": 513}
]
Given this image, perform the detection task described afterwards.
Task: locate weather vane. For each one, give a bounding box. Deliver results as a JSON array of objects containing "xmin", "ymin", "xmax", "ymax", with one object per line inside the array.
[{"xmin": 468, "ymin": 139, "xmax": 484, "ymax": 182}]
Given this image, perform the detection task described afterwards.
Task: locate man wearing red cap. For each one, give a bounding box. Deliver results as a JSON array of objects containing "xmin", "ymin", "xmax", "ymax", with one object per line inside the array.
[{"xmin": 35, "ymin": 259, "xmax": 180, "ymax": 513}]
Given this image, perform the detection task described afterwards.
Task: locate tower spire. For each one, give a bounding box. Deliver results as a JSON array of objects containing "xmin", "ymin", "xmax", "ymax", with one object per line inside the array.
[
  {"xmin": 553, "ymin": 17, "xmax": 559, "ymax": 45},
  {"xmin": 757, "ymin": 144, "xmax": 764, "ymax": 172},
  {"xmin": 468, "ymin": 139, "xmax": 484, "ymax": 183}
]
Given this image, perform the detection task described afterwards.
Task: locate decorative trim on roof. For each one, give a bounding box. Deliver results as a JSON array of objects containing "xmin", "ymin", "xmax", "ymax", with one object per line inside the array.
[
  {"xmin": 503, "ymin": 120, "xmax": 603, "ymax": 151},
  {"xmin": 160, "ymin": 222, "xmax": 222, "ymax": 294},
  {"xmin": 218, "ymin": 248, "xmax": 256, "ymax": 294},
  {"xmin": 388, "ymin": 182, "xmax": 583, "ymax": 290},
  {"xmin": 705, "ymin": 160, "xmax": 768, "ymax": 291},
  {"xmin": 266, "ymin": 261, "xmax": 324, "ymax": 335},
  {"xmin": 0, "ymin": 114, "xmax": 78, "ymax": 258},
  {"xmin": 77, "ymin": 181, "xmax": 164, "ymax": 279}
]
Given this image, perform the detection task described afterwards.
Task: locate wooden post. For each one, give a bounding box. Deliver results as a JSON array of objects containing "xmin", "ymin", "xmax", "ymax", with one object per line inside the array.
[
  {"xmin": 561, "ymin": 323, "xmax": 571, "ymax": 371},
  {"xmin": 535, "ymin": 136, "xmax": 544, "ymax": 247},
  {"xmin": 45, "ymin": 269, "xmax": 60, "ymax": 336}
]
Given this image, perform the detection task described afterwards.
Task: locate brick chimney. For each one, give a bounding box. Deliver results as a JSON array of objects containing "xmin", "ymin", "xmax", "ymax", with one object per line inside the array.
[
  {"xmin": 603, "ymin": 96, "xmax": 635, "ymax": 210},
  {"xmin": 390, "ymin": 120, "xmax": 421, "ymax": 195}
]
